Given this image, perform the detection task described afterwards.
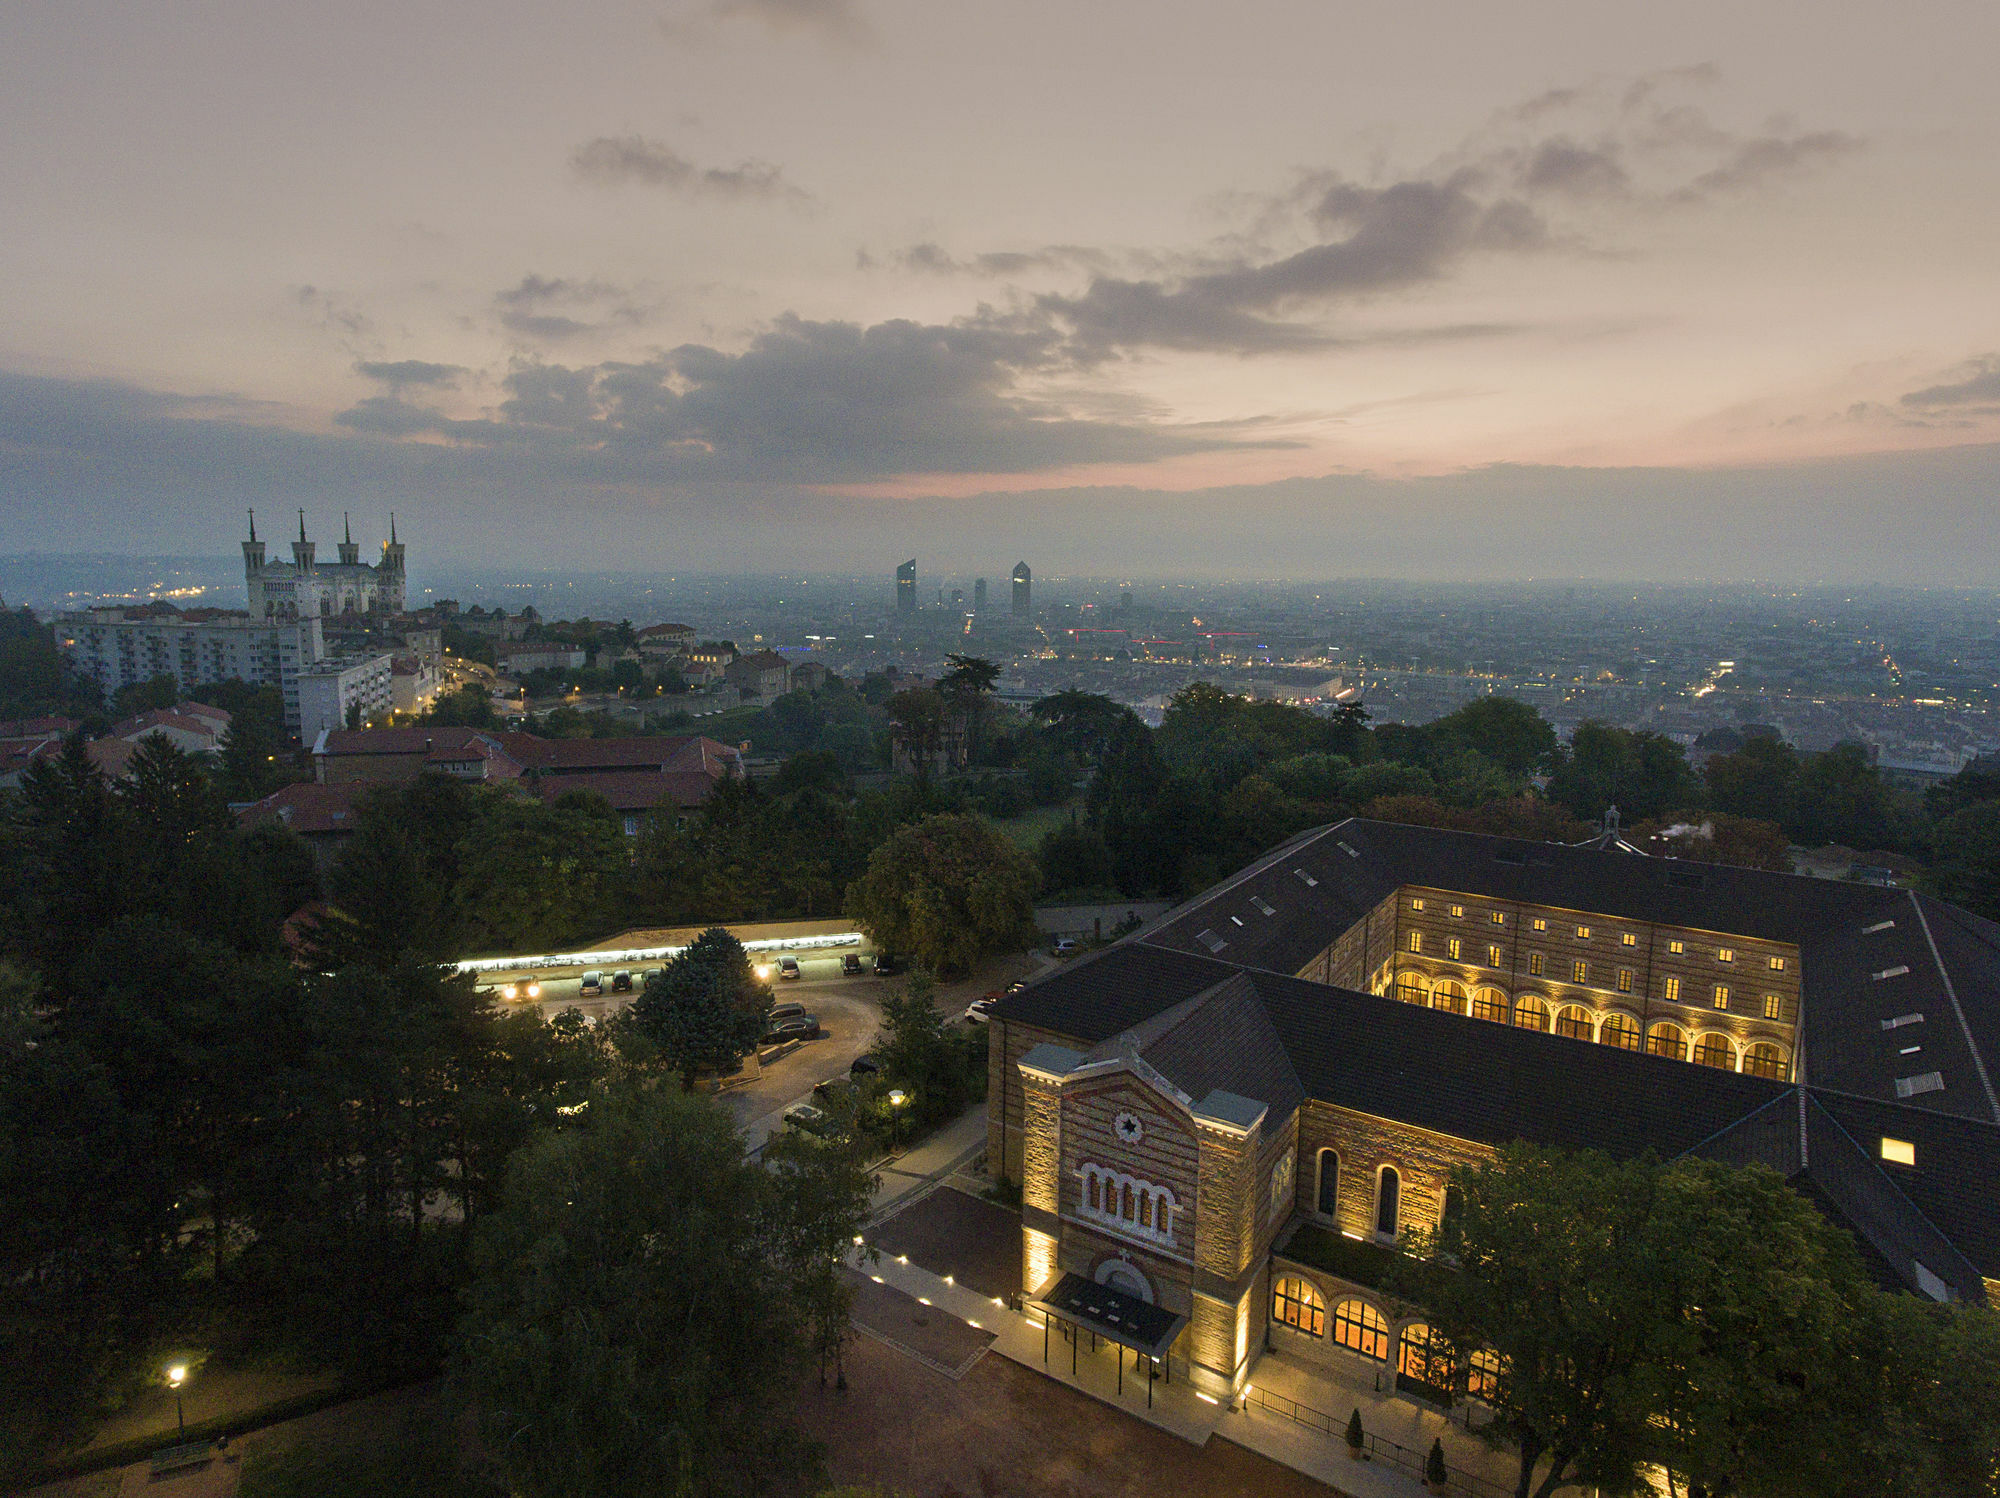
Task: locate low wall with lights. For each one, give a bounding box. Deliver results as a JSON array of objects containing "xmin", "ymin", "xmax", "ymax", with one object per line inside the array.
[{"xmin": 454, "ymin": 931, "xmax": 865, "ymax": 976}]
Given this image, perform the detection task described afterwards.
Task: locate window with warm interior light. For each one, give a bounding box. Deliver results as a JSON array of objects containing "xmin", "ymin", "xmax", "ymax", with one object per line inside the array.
[
  {"xmin": 1693, "ymin": 1034, "xmax": 1737, "ymax": 1070},
  {"xmin": 1273, "ymin": 1276, "xmax": 1326, "ymax": 1336},
  {"xmin": 1714, "ymin": 985, "xmax": 1730, "ymax": 1009},
  {"xmin": 1743, "ymin": 1042, "xmax": 1787, "ymax": 1080},
  {"xmin": 1617, "ymin": 968, "xmax": 1633, "ymax": 992},
  {"xmin": 1622, "ymin": 933, "xmax": 1638, "ymax": 947},
  {"xmin": 1717, "ymin": 947, "xmax": 1735, "ymax": 963},
  {"xmin": 1528, "ymin": 952, "xmax": 1544, "ymax": 976},
  {"xmin": 1332, "ymin": 1297, "xmax": 1390, "ymax": 1360},
  {"xmin": 1649, "ymin": 1022, "xmax": 1688, "ymax": 1061},
  {"xmin": 1576, "ymin": 925, "xmax": 1592, "ymax": 940},
  {"xmin": 1448, "ymin": 937, "xmax": 1463, "ymax": 961},
  {"xmin": 1491, "ymin": 911, "xmax": 1505, "ymax": 925},
  {"xmin": 1411, "ymin": 898, "xmax": 1425, "ymax": 912},
  {"xmin": 1487, "ymin": 944, "xmax": 1503, "ymax": 967},
  {"xmin": 1532, "ymin": 918, "xmax": 1548, "ymax": 932},
  {"xmin": 1556, "ymin": 1005, "xmax": 1594, "ymax": 1041},
  {"xmin": 1470, "ymin": 988, "xmax": 1508, "ymax": 1022},
  {"xmin": 1573, "ymin": 960, "xmax": 1589, "ymax": 983},
  {"xmin": 1880, "ymin": 1137, "xmax": 1916, "ymax": 1166},
  {"xmin": 1408, "ymin": 931, "xmax": 1423, "ymax": 953},
  {"xmin": 1432, "ymin": 981, "xmax": 1466, "ymax": 1015},
  {"xmin": 1669, "ymin": 940, "xmax": 1685, "ymax": 954},
  {"xmin": 1764, "ymin": 993, "xmax": 1782, "ymax": 1020},
  {"xmin": 1450, "ymin": 904, "xmax": 1464, "ymax": 917},
  {"xmin": 1514, "ymin": 996, "xmax": 1549, "ymax": 1031},
  {"xmin": 1769, "ymin": 956, "xmax": 1786, "ymax": 972},
  {"xmin": 1664, "ymin": 976, "xmax": 1682, "ymax": 1002},
  {"xmin": 1599, "ymin": 1012, "xmax": 1640, "ymax": 1050}
]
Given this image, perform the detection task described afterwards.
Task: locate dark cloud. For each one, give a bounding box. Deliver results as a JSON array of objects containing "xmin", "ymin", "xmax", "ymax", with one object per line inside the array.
[
  {"xmin": 355, "ymin": 359, "xmax": 463, "ymax": 390},
  {"xmin": 491, "ymin": 275, "xmax": 651, "ymax": 342},
  {"xmin": 570, "ymin": 135, "xmax": 806, "ymax": 202},
  {"xmin": 1902, "ymin": 357, "xmax": 2000, "ymax": 410},
  {"xmin": 1522, "ymin": 139, "xmax": 1630, "ymax": 197},
  {"xmin": 1673, "ymin": 130, "xmax": 1862, "ymax": 200},
  {"xmin": 320, "ymin": 312, "xmax": 1284, "ymax": 482}
]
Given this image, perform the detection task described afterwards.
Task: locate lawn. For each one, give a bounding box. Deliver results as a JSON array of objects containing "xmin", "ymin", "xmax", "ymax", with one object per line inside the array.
[{"xmin": 996, "ymin": 800, "xmax": 1077, "ymax": 851}]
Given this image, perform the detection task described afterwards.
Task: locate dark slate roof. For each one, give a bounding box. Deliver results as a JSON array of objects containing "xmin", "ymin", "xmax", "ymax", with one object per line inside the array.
[
  {"xmin": 1081, "ymin": 973, "xmax": 1306, "ymax": 1132},
  {"xmin": 995, "ymin": 941, "xmax": 1242, "ymax": 1042},
  {"xmin": 1136, "ymin": 818, "xmax": 2000, "ymax": 1126}
]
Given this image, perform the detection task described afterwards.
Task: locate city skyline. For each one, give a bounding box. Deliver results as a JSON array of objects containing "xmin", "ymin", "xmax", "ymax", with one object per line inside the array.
[{"xmin": 2, "ymin": 0, "xmax": 1997, "ymax": 579}]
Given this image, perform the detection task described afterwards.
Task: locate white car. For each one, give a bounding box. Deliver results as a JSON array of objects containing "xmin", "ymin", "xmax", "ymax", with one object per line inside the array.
[{"xmin": 961, "ymin": 997, "xmax": 997, "ymax": 1025}]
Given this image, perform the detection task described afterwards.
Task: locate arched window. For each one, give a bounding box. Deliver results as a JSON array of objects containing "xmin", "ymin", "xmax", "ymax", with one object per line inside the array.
[
  {"xmin": 1432, "ymin": 981, "xmax": 1466, "ymax": 1016},
  {"xmin": 1514, "ymin": 996, "xmax": 1548, "ymax": 1032},
  {"xmin": 1399, "ymin": 1322, "xmax": 1449, "ymax": 1386},
  {"xmin": 1441, "ymin": 1184, "xmax": 1465, "ymax": 1238},
  {"xmin": 1467, "ymin": 1347, "xmax": 1502, "ymax": 1401},
  {"xmin": 1376, "ymin": 1167, "xmax": 1400, "ymax": 1237},
  {"xmin": 1272, "ymin": 1276, "xmax": 1326, "ymax": 1336},
  {"xmin": 1692, "ymin": 1034, "xmax": 1737, "ymax": 1071},
  {"xmin": 1742, "ymin": 1042, "xmax": 1789, "ymax": 1080},
  {"xmin": 1470, "ymin": 988, "xmax": 1508, "ymax": 1023},
  {"xmin": 1598, "ymin": 1012, "xmax": 1641, "ymax": 1050},
  {"xmin": 1087, "ymin": 1175, "xmax": 1100, "ymax": 1211},
  {"xmin": 1331, "ymin": 1298, "xmax": 1391, "ymax": 1360},
  {"xmin": 1316, "ymin": 1148, "xmax": 1341, "ymax": 1217},
  {"xmin": 1396, "ymin": 974, "xmax": 1428, "ymax": 1006},
  {"xmin": 1554, "ymin": 1005, "xmax": 1594, "ymax": 1041},
  {"xmin": 1122, "ymin": 1181, "xmax": 1136, "ymax": 1219},
  {"xmin": 1648, "ymin": 1022, "xmax": 1687, "ymax": 1061}
]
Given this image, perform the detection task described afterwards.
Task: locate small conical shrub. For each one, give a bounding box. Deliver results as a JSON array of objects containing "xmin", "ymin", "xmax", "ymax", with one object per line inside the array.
[
  {"xmin": 1346, "ymin": 1407, "xmax": 1365, "ymax": 1450},
  {"xmin": 1426, "ymin": 1437, "xmax": 1448, "ymax": 1486}
]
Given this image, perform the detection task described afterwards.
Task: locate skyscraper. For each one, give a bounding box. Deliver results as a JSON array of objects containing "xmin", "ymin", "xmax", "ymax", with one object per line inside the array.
[
  {"xmin": 1011, "ymin": 561, "xmax": 1031, "ymax": 618},
  {"xmin": 896, "ymin": 558, "xmax": 917, "ymax": 614},
  {"xmin": 973, "ymin": 577, "xmax": 987, "ymax": 612}
]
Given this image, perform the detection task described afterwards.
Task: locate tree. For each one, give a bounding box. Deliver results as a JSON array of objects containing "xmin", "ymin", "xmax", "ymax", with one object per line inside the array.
[
  {"xmin": 1427, "ymin": 698, "xmax": 1557, "ymax": 779},
  {"xmin": 1637, "ymin": 812, "xmax": 1793, "ymax": 873},
  {"xmin": 457, "ymin": 1085, "xmax": 842, "ymax": 1498},
  {"xmin": 1922, "ymin": 801, "xmax": 2000, "ymax": 921},
  {"xmin": 1391, "ymin": 1146, "xmax": 1676, "ymax": 1498},
  {"xmin": 886, "ymin": 687, "xmax": 946, "ymax": 780},
  {"xmin": 1029, "ymin": 690, "xmax": 1133, "ymax": 764},
  {"xmin": 1791, "ymin": 742, "xmax": 1900, "ymax": 851},
  {"xmin": 616, "ymin": 928, "xmax": 770, "ymax": 1089},
  {"xmin": 1704, "ymin": 735, "xmax": 1800, "ymax": 827},
  {"xmin": 453, "ymin": 793, "xmax": 628, "ymax": 955},
  {"xmin": 1038, "ymin": 821, "xmax": 1113, "ymax": 895},
  {"xmin": 844, "ymin": 813, "xmax": 1039, "ymax": 975},
  {"xmin": 423, "ymin": 684, "xmax": 499, "ymax": 728},
  {"xmin": 1546, "ymin": 722, "xmax": 1702, "ymax": 823},
  {"xmin": 938, "ymin": 654, "xmax": 1001, "ymax": 765}
]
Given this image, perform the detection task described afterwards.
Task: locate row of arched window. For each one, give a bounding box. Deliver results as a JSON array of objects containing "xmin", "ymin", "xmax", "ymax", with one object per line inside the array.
[
  {"xmin": 1077, "ymin": 1164, "xmax": 1179, "ymax": 1247},
  {"xmin": 1312, "ymin": 1148, "xmax": 1416, "ymax": 1238},
  {"xmin": 1271, "ymin": 1275, "xmax": 1502, "ymax": 1398},
  {"xmin": 1391, "ymin": 975, "xmax": 1790, "ymax": 1079}
]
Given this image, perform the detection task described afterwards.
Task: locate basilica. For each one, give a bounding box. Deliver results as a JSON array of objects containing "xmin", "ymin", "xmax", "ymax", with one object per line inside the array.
[
  {"xmin": 242, "ymin": 510, "xmax": 406, "ymax": 619},
  {"xmin": 988, "ymin": 818, "xmax": 2000, "ymax": 1401}
]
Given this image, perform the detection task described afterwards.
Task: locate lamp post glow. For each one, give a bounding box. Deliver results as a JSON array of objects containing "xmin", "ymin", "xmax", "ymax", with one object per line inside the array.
[
  {"xmin": 888, "ymin": 1088, "xmax": 908, "ymax": 1108},
  {"xmin": 167, "ymin": 1365, "xmax": 188, "ymax": 1439}
]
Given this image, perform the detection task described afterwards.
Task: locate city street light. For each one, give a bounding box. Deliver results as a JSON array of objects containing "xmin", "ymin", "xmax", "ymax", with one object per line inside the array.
[{"xmin": 167, "ymin": 1364, "xmax": 188, "ymax": 1440}]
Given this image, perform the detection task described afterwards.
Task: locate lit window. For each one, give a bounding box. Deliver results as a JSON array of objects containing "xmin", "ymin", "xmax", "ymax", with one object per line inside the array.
[
  {"xmin": 1432, "ymin": 982, "xmax": 1466, "ymax": 1015},
  {"xmin": 1470, "ymin": 989, "xmax": 1508, "ymax": 1022},
  {"xmin": 1491, "ymin": 912, "xmax": 1505, "ymax": 926},
  {"xmin": 1528, "ymin": 952, "xmax": 1544, "ymax": 976},
  {"xmin": 1664, "ymin": 976, "xmax": 1682, "ymax": 1002},
  {"xmin": 1692, "ymin": 1034, "xmax": 1736, "ymax": 1070},
  {"xmin": 1397, "ymin": 977, "xmax": 1427, "ymax": 1005},
  {"xmin": 1532, "ymin": 918, "xmax": 1548, "ymax": 932},
  {"xmin": 1487, "ymin": 944, "xmax": 1503, "ymax": 968},
  {"xmin": 1399, "ymin": 1323, "xmax": 1449, "ymax": 1387},
  {"xmin": 1408, "ymin": 931, "xmax": 1423, "ymax": 953},
  {"xmin": 1273, "ymin": 1276, "xmax": 1326, "ymax": 1336},
  {"xmin": 1621, "ymin": 932, "xmax": 1637, "ymax": 947},
  {"xmin": 1450, "ymin": 904, "xmax": 1464, "ymax": 918},
  {"xmin": 1515, "ymin": 997, "xmax": 1548, "ymax": 1032},
  {"xmin": 1617, "ymin": 968, "xmax": 1633, "ymax": 993},
  {"xmin": 1555, "ymin": 1005, "xmax": 1593, "ymax": 1041},
  {"xmin": 1649, "ymin": 1022, "xmax": 1688, "ymax": 1061},
  {"xmin": 1669, "ymin": 940, "xmax": 1685, "ymax": 955},
  {"xmin": 1768, "ymin": 956, "xmax": 1786, "ymax": 972},
  {"xmin": 1743, "ymin": 1042, "xmax": 1787, "ymax": 1079},
  {"xmin": 1713, "ymin": 985, "xmax": 1730, "ymax": 1009},
  {"xmin": 1411, "ymin": 898, "xmax": 1425, "ymax": 911},
  {"xmin": 1880, "ymin": 1137, "xmax": 1916, "ymax": 1167},
  {"xmin": 1717, "ymin": 948, "xmax": 1735, "ymax": 963},
  {"xmin": 1573, "ymin": 960, "xmax": 1588, "ymax": 983},
  {"xmin": 1468, "ymin": 1348, "xmax": 1502, "ymax": 1400},
  {"xmin": 1448, "ymin": 937, "xmax": 1463, "ymax": 961},
  {"xmin": 1331, "ymin": 1298, "xmax": 1390, "ymax": 1360},
  {"xmin": 1763, "ymin": 993, "xmax": 1782, "ymax": 1020},
  {"xmin": 1599, "ymin": 1013, "xmax": 1640, "ymax": 1050},
  {"xmin": 1576, "ymin": 926, "xmax": 1592, "ymax": 940}
]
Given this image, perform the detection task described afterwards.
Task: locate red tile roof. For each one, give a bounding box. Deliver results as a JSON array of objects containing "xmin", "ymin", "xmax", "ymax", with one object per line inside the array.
[{"xmin": 236, "ymin": 781, "xmax": 369, "ymax": 836}]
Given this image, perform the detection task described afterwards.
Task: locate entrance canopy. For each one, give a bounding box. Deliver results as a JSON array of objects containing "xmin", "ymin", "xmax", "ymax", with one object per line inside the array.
[{"xmin": 1033, "ymin": 1272, "xmax": 1186, "ymax": 1361}]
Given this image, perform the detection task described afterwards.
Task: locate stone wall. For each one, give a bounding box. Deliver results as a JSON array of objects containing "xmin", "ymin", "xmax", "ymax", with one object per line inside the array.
[
  {"xmin": 988, "ymin": 1017, "xmax": 1082, "ymax": 1183},
  {"xmin": 1292, "ymin": 1099, "xmax": 1495, "ymax": 1241}
]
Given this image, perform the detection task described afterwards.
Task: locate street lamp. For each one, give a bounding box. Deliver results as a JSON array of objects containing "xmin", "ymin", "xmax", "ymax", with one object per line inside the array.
[
  {"xmin": 887, "ymin": 1088, "xmax": 909, "ymax": 1108},
  {"xmin": 167, "ymin": 1365, "xmax": 188, "ymax": 1440}
]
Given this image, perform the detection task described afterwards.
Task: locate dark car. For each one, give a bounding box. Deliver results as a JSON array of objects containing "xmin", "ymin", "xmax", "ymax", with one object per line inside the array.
[
  {"xmin": 849, "ymin": 1053, "xmax": 883, "ymax": 1077},
  {"xmin": 763, "ymin": 1012, "xmax": 819, "ymax": 1044},
  {"xmin": 841, "ymin": 952, "xmax": 864, "ymax": 976},
  {"xmin": 871, "ymin": 951, "xmax": 898, "ymax": 976},
  {"xmin": 579, "ymin": 970, "xmax": 604, "ymax": 997},
  {"xmin": 783, "ymin": 1102, "xmax": 837, "ymax": 1138},
  {"xmin": 813, "ymin": 1075, "xmax": 858, "ymax": 1104},
  {"xmin": 611, "ymin": 969, "xmax": 634, "ymax": 993}
]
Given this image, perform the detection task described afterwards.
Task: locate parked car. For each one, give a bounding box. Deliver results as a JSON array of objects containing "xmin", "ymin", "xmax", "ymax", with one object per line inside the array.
[
  {"xmin": 813, "ymin": 1075, "xmax": 857, "ymax": 1104},
  {"xmin": 872, "ymin": 951, "xmax": 898, "ymax": 976},
  {"xmin": 841, "ymin": 952, "xmax": 864, "ymax": 976},
  {"xmin": 961, "ymin": 996, "xmax": 998, "ymax": 1025},
  {"xmin": 579, "ymin": 970, "xmax": 604, "ymax": 997},
  {"xmin": 611, "ymin": 969, "xmax": 634, "ymax": 993},
  {"xmin": 783, "ymin": 1102, "xmax": 836, "ymax": 1137},
  {"xmin": 641, "ymin": 968, "xmax": 663, "ymax": 987},
  {"xmin": 767, "ymin": 1001, "xmax": 808, "ymax": 1024},
  {"xmin": 849, "ymin": 1053, "xmax": 883, "ymax": 1077},
  {"xmin": 778, "ymin": 956, "xmax": 801, "ymax": 980},
  {"xmin": 498, "ymin": 977, "xmax": 542, "ymax": 1001},
  {"xmin": 1051, "ymin": 938, "xmax": 1078, "ymax": 957},
  {"xmin": 763, "ymin": 1012, "xmax": 819, "ymax": 1043}
]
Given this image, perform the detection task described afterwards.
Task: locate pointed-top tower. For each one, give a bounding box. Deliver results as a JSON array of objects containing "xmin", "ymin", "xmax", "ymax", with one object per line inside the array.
[
  {"xmin": 337, "ymin": 511, "xmax": 360, "ymax": 565},
  {"xmin": 242, "ymin": 509, "xmax": 265, "ymax": 570},
  {"xmin": 291, "ymin": 509, "xmax": 316, "ymax": 573},
  {"xmin": 380, "ymin": 513, "xmax": 407, "ymax": 612}
]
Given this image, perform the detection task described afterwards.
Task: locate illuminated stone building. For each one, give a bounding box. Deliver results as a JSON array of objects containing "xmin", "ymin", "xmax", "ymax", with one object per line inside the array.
[
  {"xmin": 243, "ymin": 510, "xmax": 406, "ymax": 620},
  {"xmin": 989, "ymin": 819, "xmax": 2000, "ymax": 1401}
]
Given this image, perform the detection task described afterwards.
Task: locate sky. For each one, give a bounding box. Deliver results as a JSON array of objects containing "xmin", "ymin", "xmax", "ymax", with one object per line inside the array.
[{"xmin": 1, "ymin": 0, "xmax": 1997, "ymax": 581}]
